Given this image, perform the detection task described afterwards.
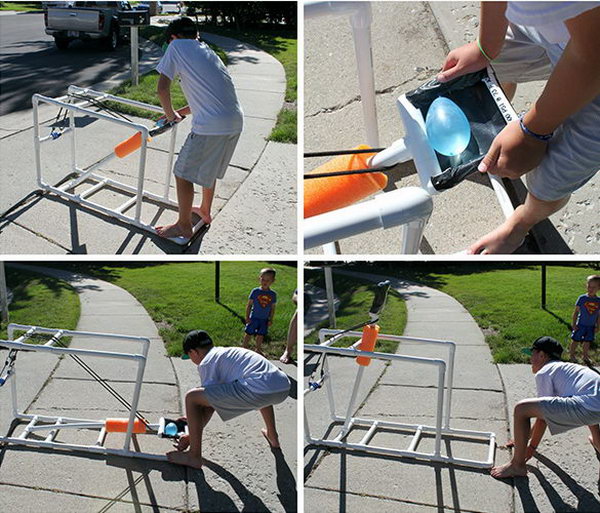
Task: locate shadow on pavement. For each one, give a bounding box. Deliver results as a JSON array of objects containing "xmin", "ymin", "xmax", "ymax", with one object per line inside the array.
[
  {"xmin": 0, "ymin": 191, "xmax": 210, "ymax": 255},
  {"xmin": 521, "ymin": 453, "xmax": 600, "ymax": 513},
  {"xmin": 305, "ymin": 446, "xmax": 493, "ymax": 513},
  {"xmin": 191, "ymin": 459, "xmax": 270, "ymax": 512}
]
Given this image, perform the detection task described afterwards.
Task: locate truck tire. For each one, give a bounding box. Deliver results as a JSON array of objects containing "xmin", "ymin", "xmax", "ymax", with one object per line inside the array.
[
  {"xmin": 55, "ymin": 37, "xmax": 69, "ymax": 50},
  {"xmin": 104, "ymin": 28, "xmax": 118, "ymax": 51}
]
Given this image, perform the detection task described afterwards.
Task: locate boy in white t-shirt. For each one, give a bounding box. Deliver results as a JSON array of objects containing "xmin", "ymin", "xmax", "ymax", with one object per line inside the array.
[
  {"xmin": 437, "ymin": 2, "xmax": 600, "ymax": 254},
  {"xmin": 491, "ymin": 336, "xmax": 600, "ymax": 479},
  {"xmin": 155, "ymin": 17, "xmax": 244, "ymax": 240},
  {"xmin": 167, "ymin": 330, "xmax": 290, "ymax": 469}
]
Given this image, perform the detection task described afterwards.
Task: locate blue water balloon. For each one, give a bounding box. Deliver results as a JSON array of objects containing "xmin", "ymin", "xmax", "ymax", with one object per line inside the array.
[
  {"xmin": 165, "ymin": 422, "xmax": 178, "ymax": 437},
  {"xmin": 425, "ymin": 97, "xmax": 471, "ymax": 156}
]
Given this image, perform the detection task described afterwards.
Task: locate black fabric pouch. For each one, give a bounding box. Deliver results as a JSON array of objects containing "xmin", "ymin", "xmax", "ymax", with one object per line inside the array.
[{"xmin": 405, "ymin": 69, "xmax": 510, "ymax": 191}]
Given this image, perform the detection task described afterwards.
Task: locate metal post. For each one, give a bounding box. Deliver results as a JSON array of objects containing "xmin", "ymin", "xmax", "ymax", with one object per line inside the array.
[
  {"xmin": 0, "ymin": 262, "xmax": 8, "ymax": 324},
  {"xmin": 131, "ymin": 26, "xmax": 139, "ymax": 86},
  {"xmin": 541, "ymin": 264, "xmax": 547, "ymax": 309},
  {"xmin": 323, "ymin": 266, "xmax": 336, "ymax": 328},
  {"xmin": 215, "ymin": 262, "xmax": 220, "ymax": 302}
]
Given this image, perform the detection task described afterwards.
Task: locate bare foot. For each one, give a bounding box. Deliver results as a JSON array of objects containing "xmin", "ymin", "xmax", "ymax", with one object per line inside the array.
[
  {"xmin": 173, "ymin": 434, "xmax": 190, "ymax": 451},
  {"xmin": 156, "ymin": 221, "xmax": 193, "ymax": 240},
  {"xmin": 166, "ymin": 450, "xmax": 204, "ymax": 469},
  {"xmin": 191, "ymin": 207, "xmax": 211, "ymax": 225},
  {"xmin": 279, "ymin": 351, "xmax": 293, "ymax": 364},
  {"xmin": 467, "ymin": 222, "xmax": 526, "ymax": 255},
  {"xmin": 262, "ymin": 428, "xmax": 280, "ymax": 449},
  {"xmin": 490, "ymin": 461, "xmax": 527, "ymax": 479}
]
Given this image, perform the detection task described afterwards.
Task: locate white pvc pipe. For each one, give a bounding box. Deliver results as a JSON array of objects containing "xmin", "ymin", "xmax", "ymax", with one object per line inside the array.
[
  {"xmin": 305, "ymin": 1, "xmax": 379, "ymax": 146},
  {"xmin": 304, "ymin": 187, "xmax": 433, "ymax": 250}
]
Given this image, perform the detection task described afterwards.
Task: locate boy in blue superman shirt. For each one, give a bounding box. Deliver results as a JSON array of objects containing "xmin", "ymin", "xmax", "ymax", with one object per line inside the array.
[
  {"xmin": 243, "ymin": 268, "xmax": 277, "ymax": 356},
  {"xmin": 569, "ymin": 275, "xmax": 600, "ymax": 364}
]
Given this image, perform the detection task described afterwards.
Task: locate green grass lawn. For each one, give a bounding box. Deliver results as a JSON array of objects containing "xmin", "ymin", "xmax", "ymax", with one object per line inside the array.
[
  {"xmin": 0, "ymin": 3, "xmax": 41, "ymax": 11},
  {"xmin": 1, "ymin": 267, "xmax": 80, "ymax": 345},
  {"xmin": 339, "ymin": 262, "xmax": 600, "ymax": 364},
  {"xmin": 53, "ymin": 262, "xmax": 297, "ymax": 360},
  {"xmin": 198, "ymin": 24, "xmax": 297, "ymax": 143},
  {"xmin": 304, "ymin": 269, "xmax": 407, "ymax": 354}
]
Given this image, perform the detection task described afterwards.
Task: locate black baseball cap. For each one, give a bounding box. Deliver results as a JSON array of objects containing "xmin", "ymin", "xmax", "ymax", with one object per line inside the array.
[
  {"xmin": 522, "ymin": 336, "xmax": 563, "ymax": 360},
  {"xmin": 181, "ymin": 330, "xmax": 213, "ymax": 359}
]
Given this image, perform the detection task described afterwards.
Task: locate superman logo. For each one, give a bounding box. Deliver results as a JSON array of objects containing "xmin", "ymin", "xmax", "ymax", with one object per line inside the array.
[
  {"xmin": 583, "ymin": 301, "xmax": 599, "ymax": 316},
  {"xmin": 257, "ymin": 294, "xmax": 273, "ymax": 308}
]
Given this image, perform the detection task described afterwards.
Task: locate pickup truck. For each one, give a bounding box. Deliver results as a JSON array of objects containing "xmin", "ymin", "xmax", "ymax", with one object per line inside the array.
[{"xmin": 44, "ymin": 1, "xmax": 134, "ymax": 51}]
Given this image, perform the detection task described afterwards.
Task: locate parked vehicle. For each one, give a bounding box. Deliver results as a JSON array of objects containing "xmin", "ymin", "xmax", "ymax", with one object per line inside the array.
[
  {"xmin": 134, "ymin": 2, "xmax": 162, "ymax": 16},
  {"xmin": 160, "ymin": 2, "xmax": 181, "ymax": 14},
  {"xmin": 44, "ymin": 1, "xmax": 133, "ymax": 51}
]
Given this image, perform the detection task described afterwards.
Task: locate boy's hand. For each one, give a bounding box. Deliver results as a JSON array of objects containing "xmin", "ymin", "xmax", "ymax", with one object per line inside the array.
[
  {"xmin": 245, "ymin": 317, "xmax": 250, "ymax": 324},
  {"xmin": 268, "ymin": 320, "xmax": 272, "ymax": 327},
  {"xmin": 165, "ymin": 111, "xmax": 184, "ymax": 124},
  {"xmin": 173, "ymin": 433, "xmax": 190, "ymax": 451},
  {"xmin": 437, "ymin": 41, "xmax": 488, "ymax": 83},
  {"xmin": 477, "ymin": 121, "xmax": 548, "ymax": 179}
]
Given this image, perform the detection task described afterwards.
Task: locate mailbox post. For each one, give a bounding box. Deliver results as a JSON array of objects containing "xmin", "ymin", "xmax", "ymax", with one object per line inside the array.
[{"xmin": 118, "ymin": 9, "xmax": 150, "ymax": 86}]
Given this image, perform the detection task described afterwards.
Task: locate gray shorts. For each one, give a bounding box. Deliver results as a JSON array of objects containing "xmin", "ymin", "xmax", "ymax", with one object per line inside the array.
[
  {"xmin": 491, "ymin": 23, "xmax": 600, "ymax": 201},
  {"xmin": 539, "ymin": 396, "xmax": 600, "ymax": 435},
  {"xmin": 174, "ymin": 132, "xmax": 240, "ymax": 188},
  {"xmin": 203, "ymin": 381, "xmax": 289, "ymax": 422}
]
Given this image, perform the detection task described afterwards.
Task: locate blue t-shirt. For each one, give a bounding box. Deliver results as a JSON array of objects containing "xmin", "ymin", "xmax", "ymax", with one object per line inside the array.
[
  {"xmin": 249, "ymin": 288, "xmax": 277, "ymax": 320},
  {"xmin": 576, "ymin": 294, "xmax": 600, "ymax": 327}
]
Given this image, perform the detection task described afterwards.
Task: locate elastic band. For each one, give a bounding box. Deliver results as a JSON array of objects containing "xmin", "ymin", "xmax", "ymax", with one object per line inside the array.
[
  {"xmin": 476, "ymin": 39, "xmax": 494, "ymax": 62},
  {"xmin": 519, "ymin": 115, "xmax": 554, "ymax": 142}
]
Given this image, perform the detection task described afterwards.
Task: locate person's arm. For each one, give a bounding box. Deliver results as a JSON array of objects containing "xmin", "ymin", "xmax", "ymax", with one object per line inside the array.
[
  {"xmin": 527, "ymin": 418, "xmax": 547, "ymax": 459},
  {"xmin": 479, "ymin": 6, "xmax": 600, "ymax": 178},
  {"xmin": 157, "ymin": 74, "xmax": 183, "ymax": 122},
  {"xmin": 572, "ymin": 305, "xmax": 580, "ymax": 330},
  {"xmin": 437, "ymin": 2, "xmax": 508, "ymax": 82},
  {"xmin": 245, "ymin": 299, "xmax": 253, "ymax": 324},
  {"xmin": 523, "ymin": 7, "xmax": 600, "ymax": 135},
  {"xmin": 268, "ymin": 304, "xmax": 276, "ymax": 326}
]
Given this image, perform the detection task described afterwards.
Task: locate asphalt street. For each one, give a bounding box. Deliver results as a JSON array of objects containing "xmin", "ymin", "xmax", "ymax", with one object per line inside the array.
[{"xmin": 0, "ymin": 12, "xmax": 131, "ymax": 116}]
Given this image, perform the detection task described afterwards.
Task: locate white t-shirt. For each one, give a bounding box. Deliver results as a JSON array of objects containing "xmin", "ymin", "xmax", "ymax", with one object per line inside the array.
[
  {"xmin": 536, "ymin": 360, "xmax": 600, "ymax": 411},
  {"xmin": 198, "ymin": 346, "xmax": 290, "ymax": 395},
  {"xmin": 156, "ymin": 39, "xmax": 244, "ymax": 135},
  {"xmin": 506, "ymin": 1, "xmax": 600, "ymax": 44}
]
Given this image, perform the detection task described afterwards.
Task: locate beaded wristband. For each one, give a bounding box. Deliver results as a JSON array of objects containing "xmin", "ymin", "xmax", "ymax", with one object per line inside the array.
[
  {"xmin": 519, "ymin": 116, "xmax": 554, "ymax": 142},
  {"xmin": 476, "ymin": 39, "xmax": 494, "ymax": 62}
]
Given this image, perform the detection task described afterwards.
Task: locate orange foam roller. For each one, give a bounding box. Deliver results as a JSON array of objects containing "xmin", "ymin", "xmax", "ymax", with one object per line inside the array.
[
  {"xmin": 304, "ymin": 145, "xmax": 387, "ymax": 218},
  {"xmin": 114, "ymin": 132, "xmax": 147, "ymax": 159},
  {"xmin": 105, "ymin": 418, "xmax": 147, "ymax": 434},
  {"xmin": 356, "ymin": 324, "xmax": 379, "ymax": 366}
]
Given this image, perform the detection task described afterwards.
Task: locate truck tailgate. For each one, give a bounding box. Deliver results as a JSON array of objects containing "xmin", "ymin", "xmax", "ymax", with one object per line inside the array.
[{"xmin": 47, "ymin": 7, "xmax": 101, "ymax": 32}]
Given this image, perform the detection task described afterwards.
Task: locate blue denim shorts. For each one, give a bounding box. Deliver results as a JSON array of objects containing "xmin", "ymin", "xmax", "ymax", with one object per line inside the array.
[
  {"xmin": 245, "ymin": 317, "xmax": 268, "ymax": 336},
  {"xmin": 572, "ymin": 325, "xmax": 595, "ymax": 343}
]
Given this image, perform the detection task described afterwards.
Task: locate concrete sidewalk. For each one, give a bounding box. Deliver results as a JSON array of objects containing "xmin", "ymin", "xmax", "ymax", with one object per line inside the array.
[
  {"xmin": 304, "ymin": 269, "xmax": 600, "ymax": 512},
  {"xmin": 0, "ymin": 29, "xmax": 296, "ymax": 254},
  {"xmin": 304, "ymin": 2, "xmax": 598, "ymax": 254},
  {"xmin": 0, "ymin": 264, "xmax": 297, "ymax": 512}
]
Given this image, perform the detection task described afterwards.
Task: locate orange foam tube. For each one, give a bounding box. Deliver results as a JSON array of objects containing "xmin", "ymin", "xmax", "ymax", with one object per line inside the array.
[
  {"xmin": 356, "ymin": 324, "xmax": 379, "ymax": 366},
  {"xmin": 114, "ymin": 132, "xmax": 148, "ymax": 159},
  {"xmin": 304, "ymin": 145, "xmax": 387, "ymax": 218},
  {"xmin": 105, "ymin": 418, "xmax": 147, "ymax": 434}
]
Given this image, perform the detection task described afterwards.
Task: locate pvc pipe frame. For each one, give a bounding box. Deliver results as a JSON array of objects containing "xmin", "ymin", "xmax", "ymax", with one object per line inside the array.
[
  {"xmin": 0, "ymin": 324, "xmax": 167, "ymax": 462},
  {"xmin": 304, "ymin": 187, "xmax": 433, "ymax": 252},
  {"xmin": 304, "ymin": 330, "xmax": 496, "ymax": 469},
  {"xmin": 32, "ymin": 86, "xmax": 197, "ymax": 245}
]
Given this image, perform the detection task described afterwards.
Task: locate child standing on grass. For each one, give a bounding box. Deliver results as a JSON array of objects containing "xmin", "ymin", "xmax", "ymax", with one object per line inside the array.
[
  {"xmin": 569, "ymin": 275, "xmax": 600, "ymax": 364},
  {"xmin": 492, "ymin": 336, "xmax": 600, "ymax": 479},
  {"xmin": 437, "ymin": 2, "xmax": 600, "ymax": 254},
  {"xmin": 168, "ymin": 330, "xmax": 290, "ymax": 469},
  {"xmin": 243, "ymin": 268, "xmax": 277, "ymax": 356},
  {"xmin": 155, "ymin": 17, "xmax": 243, "ymax": 240}
]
